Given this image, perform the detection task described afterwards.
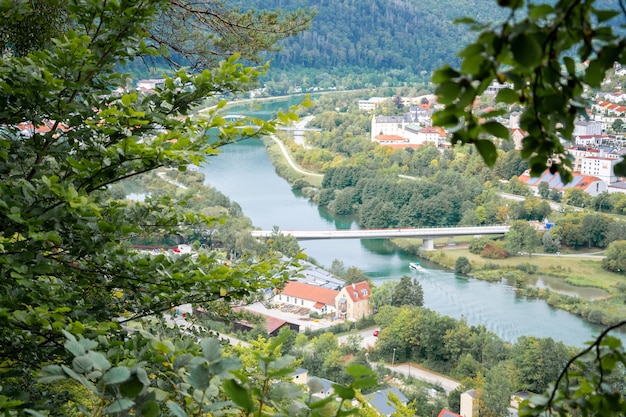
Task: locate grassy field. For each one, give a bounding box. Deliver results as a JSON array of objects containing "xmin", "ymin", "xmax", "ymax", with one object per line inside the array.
[{"xmin": 394, "ymin": 237, "xmax": 626, "ymax": 290}]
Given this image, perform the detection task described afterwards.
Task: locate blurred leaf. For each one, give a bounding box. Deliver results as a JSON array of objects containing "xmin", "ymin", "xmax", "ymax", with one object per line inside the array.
[
  {"xmin": 511, "ymin": 34, "xmax": 542, "ymax": 68},
  {"xmin": 474, "ymin": 140, "xmax": 498, "ymax": 166},
  {"xmin": 482, "ymin": 121, "xmax": 509, "ymax": 139},
  {"xmin": 103, "ymin": 399, "xmax": 134, "ymax": 413},
  {"xmin": 167, "ymin": 401, "xmax": 188, "ymax": 417},
  {"xmin": 103, "ymin": 367, "xmax": 131, "ymax": 384},
  {"xmin": 222, "ymin": 379, "xmax": 255, "ymax": 413}
]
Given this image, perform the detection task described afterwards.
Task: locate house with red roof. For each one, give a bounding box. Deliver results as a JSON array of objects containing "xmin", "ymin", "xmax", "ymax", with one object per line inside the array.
[
  {"xmin": 335, "ymin": 281, "xmax": 372, "ymax": 321},
  {"xmin": 275, "ymin": 281, "xmax": 339, "ymax": 316},
  {"xmin": 518, "ymin": 169, "xmax": 607, "ymax": 197},
  {"xmin": 234, "ymin": 311, "xmax": 300, "ymax": 337}
]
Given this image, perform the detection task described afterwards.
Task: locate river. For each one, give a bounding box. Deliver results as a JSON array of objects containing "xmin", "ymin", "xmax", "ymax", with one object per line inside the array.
[{"xmin": 199, "ymin": 103, "xmax": 619, "ymax": 348}]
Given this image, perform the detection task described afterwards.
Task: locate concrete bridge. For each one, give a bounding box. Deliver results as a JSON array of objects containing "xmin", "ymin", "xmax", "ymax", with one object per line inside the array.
[{"xmin": 250, "ymin": 225, "xmax": 510, "ymax": 250}]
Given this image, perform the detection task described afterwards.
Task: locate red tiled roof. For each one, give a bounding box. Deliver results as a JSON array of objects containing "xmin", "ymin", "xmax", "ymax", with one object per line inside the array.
[
  {"xmin": 265, "ymin": 316, "xmax": 288, "ymax": 333},
  {"xmin": 382, "ymin": 143, "xmax": 422, "ymax": 149},
  {"xmin": 281, "ymin": 282, "xmax": 338, "ymax": 306},
  {"xmin": 343, "ymin": 281, "xmax": 371, "ymax": 302},
  {"xmin": 438, "ymin": 410, "xmax": 462, "ymax": 417},
  {"xmin": 419, "ymin": 126, "xmax": 446, "ymax": 136},
  {"xmin": 375, "ymin": 135, "xmax": 407, "ymax": 142}
]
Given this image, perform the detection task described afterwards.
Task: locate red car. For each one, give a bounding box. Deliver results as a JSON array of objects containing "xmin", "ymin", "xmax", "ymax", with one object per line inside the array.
[{"xmin": 373, "ymin": 330, "xmax": 379, "ymax": 337}]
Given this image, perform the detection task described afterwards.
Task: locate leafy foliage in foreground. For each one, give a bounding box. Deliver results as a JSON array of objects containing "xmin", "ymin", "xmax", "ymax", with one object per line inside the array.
[
  {"xmin": 35, "ymin": 329, "xmax": 378, "ymax": 416},
  {"xmin": 521, "ymin": 322, "xmax": 626, "ymax": 416},
  {"xmin": 0, "ymin": 0, "xmax": 314, "ymax": 413},
  {"xmin": 432, "ymin": 0, "xmax": 626, "ymax": 182}
]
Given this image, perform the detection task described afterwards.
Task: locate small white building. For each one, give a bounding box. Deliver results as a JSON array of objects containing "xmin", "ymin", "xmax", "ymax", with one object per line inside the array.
[
  {"xmin": 460, "ymin": 389, "xmax": 479, "ymax": 417},
  {"xmin": 358, "ymin": 97, "xmax": 388, "ymax": 111}
]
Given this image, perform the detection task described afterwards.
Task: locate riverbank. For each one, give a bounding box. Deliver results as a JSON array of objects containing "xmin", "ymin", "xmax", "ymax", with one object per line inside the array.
[
  {"xmin": 390, "ymin": 237, "xmax": 626, "ymax": 328},
  {"xmin": 261, "ymin": 119, "xmax": 626, "ymax": 329}
]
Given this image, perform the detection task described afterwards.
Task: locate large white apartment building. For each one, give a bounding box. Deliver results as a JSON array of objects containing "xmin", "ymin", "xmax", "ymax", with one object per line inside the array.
[{"xmin": 581, "ymin": 156, "xmax": 620, "ymax": 184}]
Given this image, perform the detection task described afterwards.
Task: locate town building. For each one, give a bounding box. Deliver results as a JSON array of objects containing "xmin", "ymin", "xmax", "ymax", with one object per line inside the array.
[
  {"xmin": 366, "ymin": 387, "xmax": 409, "ymax": 416},
  {"xmin": 233, "ymin": 311, "xmax": 299, "ymax": 337},
  {"xmin": 580, "ymin": 156, "xmax": 620, "ymax": 184},
  {"xmin": 460, "ymin": 389, "xmax": 480, "ymax": 417},
  {"xmin": 518, "ymin": 170, "xmax": 607, "ymax": 197},
  {"xmin": 275, "ymin": 281, "xmax": 339, "ymax": 316},
  {"xmin": 358, "ymin": 97, "xmax": 388, "ymax": 111},
  {"xmin": 335, "ymin": 281, "xmax": 372, "ymax": 320},
  {"xmin": 573, "ymin": 120, "xmax": 604, "ymax": 136}
]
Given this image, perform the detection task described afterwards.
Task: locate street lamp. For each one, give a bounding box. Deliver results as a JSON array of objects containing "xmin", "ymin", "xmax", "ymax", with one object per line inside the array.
[{"xmin": 391, "ymin": 348, "xmax": 396, "ymax": 366}]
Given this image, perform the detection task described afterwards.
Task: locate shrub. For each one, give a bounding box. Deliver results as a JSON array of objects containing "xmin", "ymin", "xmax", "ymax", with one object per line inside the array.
[
  {"xmin": 516, "ymin": 263, "xmax": 538, "ymax": 274},
  {"xmin": 481, "ymin": 242, "xmax": 509, "ymax": 259},
  {"xmin": 455, "ymin": 256, "xmax": 472, "ymax": 275},
  {"xmin": 483, "ymin": 262, "xmax": 500, "ymax": 270},
  {"xmin": 469, "ymin": 237, "xmax": 491, "ymax": 254}
]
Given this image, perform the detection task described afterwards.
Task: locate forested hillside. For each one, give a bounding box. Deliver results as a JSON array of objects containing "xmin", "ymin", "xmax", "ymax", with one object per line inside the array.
[{"xmin": 234, "ymin": 0, "xmax": 505, "ymax": 81}]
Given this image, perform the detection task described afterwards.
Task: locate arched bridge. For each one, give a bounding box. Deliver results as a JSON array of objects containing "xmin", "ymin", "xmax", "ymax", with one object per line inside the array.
[{"xmin": 250, "ymin": 225, "xmax": 510, "ymax": 250}]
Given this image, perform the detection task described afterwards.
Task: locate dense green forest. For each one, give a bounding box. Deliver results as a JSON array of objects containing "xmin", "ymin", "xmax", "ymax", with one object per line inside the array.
[{"xmin": 237, "ymin": 0, "xmax": 500, "ymax": 75}]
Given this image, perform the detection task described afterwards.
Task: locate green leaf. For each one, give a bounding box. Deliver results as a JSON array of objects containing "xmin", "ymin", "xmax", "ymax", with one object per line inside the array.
[
  {"xmin": 103, "ymin": 366, "xmax": 131, "ymax": 384},
  {"xmin": 482, "ymin": 121, "xmax": 509, "ymax": 139},
  {"xmin": 120, "ymin": 375, "xmax": 145, "ymax": 398},
  {"xmin": 432, "ymin": 110, "xmax": 460, "ymax": 127},
  {"xmin": 188, "ymin": 364, "xmax": 210, "ymax": 390},
  {"xmin": 345, "ymin": 364, "xmax": 375, "ymax": 378},
  {"xmin": 87, "ymin": 351, "xmax": 111, "ymax": 371},
  {"xmin": 563, "ymin": 57, "xmax": 576, "ymax": 76},
  {"xmin": 64, "ymin": 339, "xmax": 86, "ymax": 357},
  {"xmin": 38, "ymin": 365, "xmax": 66, "ymax": 384},
  {"xmin": 200, "ymin": 337, "xmax": 222, "ymax": 363},
  {"xmin": 103, "ymin": 399, "xmax": 134, "ymax": 414},
  {"xmin": 72, "ymin": 355, "xmax": 94, "ymax": 374},
  {"xmin": 495, "ymin": 88, "xmax": 518, "ymax": 104},
  {"xmin": 222, "ymin": 379, "xmax": 255, "ymax": 413},
  {"xmin": 461, "ymin": 54, "xmax": 487, "ymax": 76},
  {"xmin": 167, "ymin": 402, "xmax": 188, "ymax": 417},
  {"xmin": 594, "ymin": 9, "xmax": 619, "ymax": 23},
  {"xmin": 584, "ymin": 60, "xmax": 607, "ymax": 87},
  {"xmin": 332, "ymin": 384, "xmax": 355, "ymax": 400},
  {"xmin": 528, "ymin": 4, "xmax": 554, "ymax": 19},
  {"xmin": 614, "ymin": 159, "xmax": 626, "ymax": 177},
  {"xmin": 474, "ymin": 139, "xmax": 498, "ymax": 166},
  {"xmin": 140, "ymin": 401, "xmax": 160, "ymax": 417},
  {"xmin": 511, "ymin": 34, "xmax": 543, "ymax": 68},
  {"xmin": 453, "ymin": 17, "xmax": 478, "ymax": 25},
  {"xmin": 431, "ymin": 65, "xmax": 460, "ymax": 83}
]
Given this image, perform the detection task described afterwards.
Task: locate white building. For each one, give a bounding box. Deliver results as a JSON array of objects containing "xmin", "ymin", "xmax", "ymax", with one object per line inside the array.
[
  {"xmin": 358, "ymin": 97, "xmax": 388, "ymax": 111},
  {"xmin": 460, "ymin": 389, "xmax": 479, "ymax": 417},
  {"xmin": 581, "ymin": 156, "xmax": 619, "ymax": 184},
  {"xmin": 573, "ymin": 120, "xmax": 604, "ymax": 136}
]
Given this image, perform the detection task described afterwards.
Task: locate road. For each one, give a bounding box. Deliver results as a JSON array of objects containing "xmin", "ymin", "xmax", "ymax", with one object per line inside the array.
[
  {"xmin": 269, "ymin": 133, "xmax": 323, "ymax": 178},
  {"xmin": 338, "ymin": 329, "xmax": 460, "ymax": 394}
]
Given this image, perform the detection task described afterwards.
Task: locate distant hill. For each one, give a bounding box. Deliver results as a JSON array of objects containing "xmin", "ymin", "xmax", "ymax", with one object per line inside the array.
[{"xmin": 233, "ymin": 0, "xmax": 506, "ymax": 79}]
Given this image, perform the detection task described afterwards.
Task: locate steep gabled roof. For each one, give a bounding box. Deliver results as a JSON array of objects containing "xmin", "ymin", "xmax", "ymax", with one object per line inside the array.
[{"xmin": 342, "ymin": 281, "xmax": 371, "ymax": 302}]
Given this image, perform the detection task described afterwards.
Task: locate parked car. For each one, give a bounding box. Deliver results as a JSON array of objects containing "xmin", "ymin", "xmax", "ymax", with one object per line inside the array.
[{"xmin": 373, "ymin": 330, "xmax": 379, "ymax": 337}]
